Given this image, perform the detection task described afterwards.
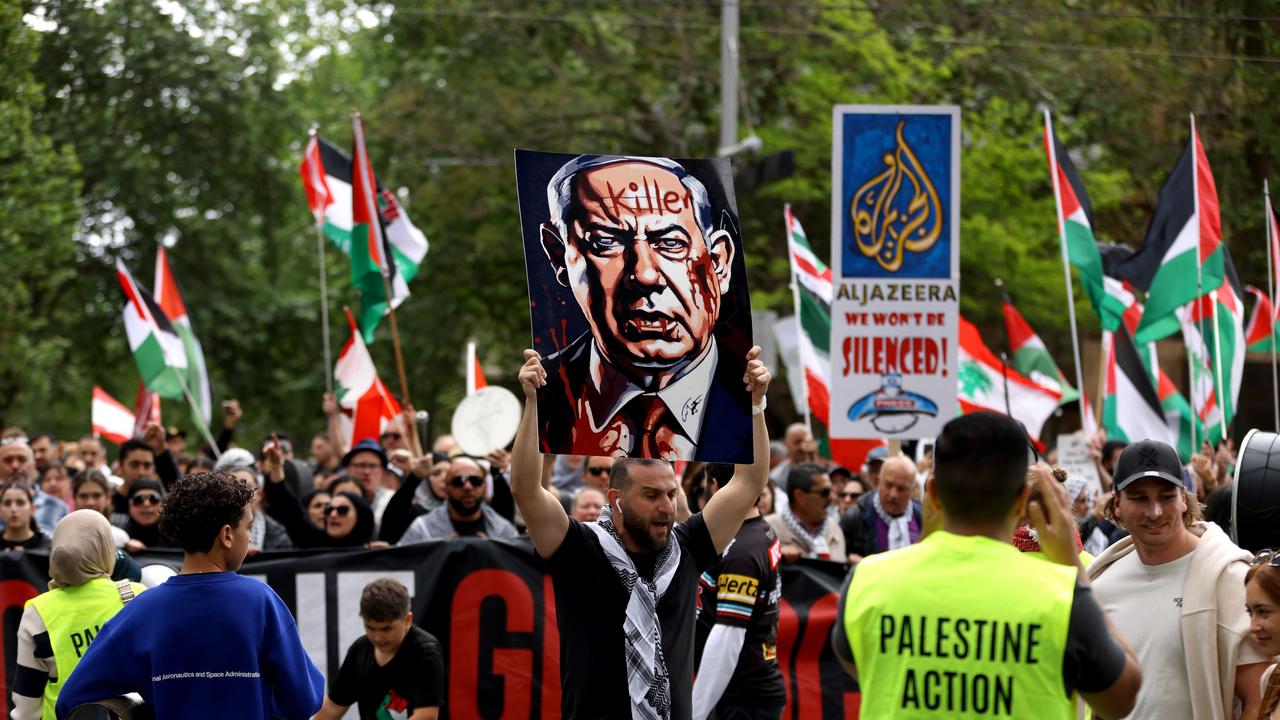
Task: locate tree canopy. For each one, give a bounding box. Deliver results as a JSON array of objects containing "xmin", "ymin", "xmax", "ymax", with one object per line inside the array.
[{"xmin": 5, "ymin": 0, "xmax": 1279, "ymax": 445}]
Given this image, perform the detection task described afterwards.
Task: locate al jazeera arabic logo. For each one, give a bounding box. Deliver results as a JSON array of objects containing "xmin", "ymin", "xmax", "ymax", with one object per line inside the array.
[
  {"xmin": 847, "ymin": 373, "xmax": 938, "ymax": 434},
  {"xmin": 850, "ymin": 120, "xmax": 942, "ymax": 272}
]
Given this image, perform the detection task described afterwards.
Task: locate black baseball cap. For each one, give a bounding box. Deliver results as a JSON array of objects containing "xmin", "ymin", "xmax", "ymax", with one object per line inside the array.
[{"xmin": 1112, "ymin": 439, "xmax": 1186, "ymax": 492}]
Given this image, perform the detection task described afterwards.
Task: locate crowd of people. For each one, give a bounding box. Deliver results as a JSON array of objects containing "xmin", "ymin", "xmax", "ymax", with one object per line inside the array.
[{"xmin": 1, "ymin": 346, "xmax": 1280, "ymax": 719}]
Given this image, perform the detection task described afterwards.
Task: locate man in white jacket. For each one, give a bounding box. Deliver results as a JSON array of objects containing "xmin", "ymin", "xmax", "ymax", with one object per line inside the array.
[{"xmin": 1090, "ymin": 439, "xmax": 1268, "ymax": 720}]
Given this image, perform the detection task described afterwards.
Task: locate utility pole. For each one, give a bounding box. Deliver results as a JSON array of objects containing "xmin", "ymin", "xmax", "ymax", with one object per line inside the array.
[{"xmin": 719, "ymin": 0, "xmax": 739, "ymax": 154}]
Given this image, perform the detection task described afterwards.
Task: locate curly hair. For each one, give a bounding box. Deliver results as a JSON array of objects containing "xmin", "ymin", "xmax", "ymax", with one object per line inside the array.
[
  {"xmin": 159, "ymin": 471, "xmax": 254, "ymax": 554},
  {"xmin": 360, "ymin": 577, "xmax": 411, "ymax": 621}
]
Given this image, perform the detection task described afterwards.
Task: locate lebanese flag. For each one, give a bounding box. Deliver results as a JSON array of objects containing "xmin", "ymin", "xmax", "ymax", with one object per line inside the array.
[
  {"xmin": 1000, "ymin": 290, "xmax": 1077, "ymax": 403},
  {"xmin": 116, "ymin": 259, "xmax": 188, "ymax": 400},
  {"xmin": 92, "ymin": 386, "xmax": 136, "ymax": 445},
  {"xmin": 335, "ymin": 306, "xmax": 402, "ymax": 447},
  {"xmin": 957, "ymin": 317, "xmax": 1061, "ymax": 441},
  {"xmin": 155, "ymin": 245, "xmax": 211, "ymax": 424},
  {"xmin": 466, "ymin": 341, "xmax": 487, "ymax": 395},
  {"xmin": 1246, "ymin": 286, "xmax": 1277, "ymax": 352},
  {"xmin": 1118, "ymin": 115, "xmax": 1225, "ymax": 344},
  {"xmin": 783, "ymin": 205, "xmax": 884, "ymax": 468}
]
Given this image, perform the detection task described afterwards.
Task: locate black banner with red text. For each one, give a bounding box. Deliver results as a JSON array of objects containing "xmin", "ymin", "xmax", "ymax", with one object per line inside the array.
[{"xmin": 0, "ymin": 540, "xmax": 859, "ymax": 719}]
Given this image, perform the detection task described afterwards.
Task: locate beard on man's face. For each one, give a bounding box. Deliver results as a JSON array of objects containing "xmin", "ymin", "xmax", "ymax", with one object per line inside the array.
[
  {"xmin": 619, "ymin": 502, "xmax": 671, "ymax": 551},
  {"xmin": 448, "ymin": 496, "xmax": 480, "ymax": 516}
]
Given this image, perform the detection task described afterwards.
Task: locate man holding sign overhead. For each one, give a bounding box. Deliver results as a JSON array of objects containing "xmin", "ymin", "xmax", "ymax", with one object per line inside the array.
[
  {"xmin": 516, "ymin": 151, "xmax": 755, "ymax": 464},
  {"xmin": 510, "ymin": 343, "xmax": 772, "ymax": 720}
]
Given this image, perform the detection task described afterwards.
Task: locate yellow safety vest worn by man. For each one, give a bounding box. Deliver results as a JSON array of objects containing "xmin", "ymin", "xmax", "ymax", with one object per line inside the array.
[{"xmin": 831, "ymin": 411, "xmax": 1142, "ymax": 719}]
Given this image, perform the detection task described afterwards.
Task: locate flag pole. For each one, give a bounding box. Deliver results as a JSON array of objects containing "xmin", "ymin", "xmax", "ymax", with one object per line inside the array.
[
  {"xmin": 309, "ymin": 125, "xmax": 335, "ymax": 395},
  {"xmin": 172, "ymin": 372, "xmax": 221, "ymax": 462},
  {"xmin": 1266, "ymin": 180, "xmax": 1279, "ymax": 430},
  {"xmin": 1044, "ymin": 110, "xmax": 1091, "ymax": 434},
  {"xmin": 785, "ymin": 205, "xmax": 813, "ymax": 435},
  {"xmin": 381, "ymin": 274, "xmax": 412, "ymax": 408},
  {"xmin": 1191, "ymin": 114, "xmax": 1229, "ymax": 445}
]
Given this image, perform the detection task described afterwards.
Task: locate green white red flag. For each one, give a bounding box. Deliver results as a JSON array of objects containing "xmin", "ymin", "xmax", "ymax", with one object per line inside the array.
[
  {"xmin": 115, "ymin": 259, "xmax": 189, "ymax": 401},
  {"xmin": 782, "ymin": 206, "xmax": 884, "ymax": 468},
  {"xmin": 1000, "ymin": 291, "xmax": 1078, "ymax": 404},
  {"xmin": 1044, "ymin": 114, "xmax": 1132, "ymax": 333},
  {"xmin": 92, "ymin": 386, "xmax": 135, "ymax": 445},
  {"xmin": 1246, "ymin": 286, "xmax": 1277, "ymax": 352},
  {"xmin": 1117, "ymin": 116, "xmax": 1225, "ymax": 344},
  {"xmin": 347, "ymin": 118, "xmax": 429, "ymax": 342},
  {"xmin": 154, "ymin": 245, "xmax": 211, "ymax": 425},
  {"xmin": 334, "ymin": 307, "xmax": 402, "ymax": 447}
]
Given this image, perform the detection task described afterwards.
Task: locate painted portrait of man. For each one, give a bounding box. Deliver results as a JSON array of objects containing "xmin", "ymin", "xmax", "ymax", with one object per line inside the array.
[{"xmin": 516, "ymin": 151, "xmax": 754, "ymax": 463}]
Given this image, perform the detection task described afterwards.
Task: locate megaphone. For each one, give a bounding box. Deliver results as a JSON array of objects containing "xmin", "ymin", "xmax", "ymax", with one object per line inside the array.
[{"xmin": 1231, "ymin": 429, "xmax": 1280, "ymax": 552}]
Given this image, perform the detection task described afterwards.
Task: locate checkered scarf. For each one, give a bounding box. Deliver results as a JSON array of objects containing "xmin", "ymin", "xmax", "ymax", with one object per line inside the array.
[{"xmin": 585, "ymin": 503, "xmax": 681, "ymax": 720}]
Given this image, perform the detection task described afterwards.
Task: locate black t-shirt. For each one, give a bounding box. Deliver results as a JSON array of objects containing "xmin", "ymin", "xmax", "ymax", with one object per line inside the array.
[
  {"xmin": 694, "ymin": 516, "xmax": 786, "ymax": 707},
  {"xmin": 450, "ymin": 515, "xmax": 486, "ymax": 537},
  {"xmin": 330, "ymin": 625, "xmax": 445, "ymax": 719},
  {"xmin": 546, "ymin": 513, "xmax": 719, "ymax": 719},
  {"xmin": 831, "ymin": 566, "xmax": 1127, "ymax": 698}
]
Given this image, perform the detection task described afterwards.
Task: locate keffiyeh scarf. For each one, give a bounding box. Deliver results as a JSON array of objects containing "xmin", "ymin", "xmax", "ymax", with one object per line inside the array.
[
  {"xmin": 872, "ymin": 492, "xmax": 913, "ymax": 551},
  {"xmin": 586, "ymin": 503, "xmax": 682, "ymax": 720},
  {"xmin": 780, "ymin": 509, "xmax": 833, "ymax": 560}
]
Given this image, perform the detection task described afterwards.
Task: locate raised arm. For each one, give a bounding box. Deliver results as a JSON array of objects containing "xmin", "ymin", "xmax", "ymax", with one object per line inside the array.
[
  {"xmin": 701, "ymin": 346, "xmax": 771, "ymax": 554},
  {"xmin": 512, "ymin": 350, "xmax": 570, "ymax": 559}
]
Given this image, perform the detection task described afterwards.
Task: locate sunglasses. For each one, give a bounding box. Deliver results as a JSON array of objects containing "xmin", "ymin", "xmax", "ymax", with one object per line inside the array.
[
  {"xmin": 323, "ymin": 504, "xmax": 352, "ymax": 517},
  {"xmin": 807, "ymin": 486, "xmax": 832, "ymax": 498},
  {"xmin": 587, "ymin": 467, "xmax": 609, "ymax": 476},
  {"xmin": 1252, "ymin": 549, "xmax": 1280, "ymax": 567},
  {"xmin": 449, "ymin": 475, "xmax": 485, "ymax": 490},
  {"xmin": 131, "ymin": 493, "xmax": 162, "ymax": 507},
  {"xmin": 838, "ymin": 491, "xmax": 862, "ymax": 500}
]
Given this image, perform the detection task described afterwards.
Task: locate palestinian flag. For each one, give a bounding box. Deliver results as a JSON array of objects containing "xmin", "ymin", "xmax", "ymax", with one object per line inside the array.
[
  {"xmin": 154, "ymin": 245, "xmax": 211, "ymax": 425},
  {"xmin": 116, "ymin": 259, "xmax": 188, "ymax": 400},
  {"xmin": 335, "ymin": 307, "xmax": 403, "ymax": 447},
  {"xmin": 1246, "ymin": 286, "xmax": 1277, "ymax": 352},
  {"xmin": 1194, "ymin": 248, "xmax": 1245, "ymax": 434},
  {"xmin": 1044, "ymin": 113, "xmax": 1131, "ymax": 332},
  {"xmin": 1117, "ymin": 116, "xmax": 1225, "ymax": 344},
  {"xmin": 957, "ymin": 316, "xmax": 1061, "ymax": 441},
  {"xmin": 300, "ymin": 133, "xmax": 355, "ymax": 253},
  {"xmin": 785, "ymin": 205, "xmax": 833, "ymax": 424},
  {"xmin": 303, "ymin": 127, "xmax": 429, "ymax": 342},
  {"xmin": 783, "ymin": 206, "xmax": 884, "ymax": 469},
  {"xmin": 1000, "ymin": 289, "xmax": 1078, "ymax": 403},
  {"xmin": 1103, "ymin": 325, "xmax": 1177, "ymax": 448},
  {"xmin": 466, "ymin": 340, "xmax": 487, "ymax": 395},
  {"xmin": 92, "ymin": 386, "xmax": 136, "ymax": 445},
  {"xmin": 1179, "ymin": 305, "xmax": 1225, "ymax": 446}
]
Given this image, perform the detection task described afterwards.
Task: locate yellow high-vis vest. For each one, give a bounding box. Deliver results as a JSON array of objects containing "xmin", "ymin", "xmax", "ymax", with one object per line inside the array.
[
  {"xmin": 27, "ymin": 576, "xmax": 145, "ymax": 719},
  {"xmin": 843, "ymin": 531, "xmax": 1077, "ymax": 719}
]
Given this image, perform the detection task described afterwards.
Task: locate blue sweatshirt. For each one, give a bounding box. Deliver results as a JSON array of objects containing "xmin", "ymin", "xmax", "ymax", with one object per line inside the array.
[{"xmin": 56, "ymin": 572, "xmax": 324, "ymax": 720}]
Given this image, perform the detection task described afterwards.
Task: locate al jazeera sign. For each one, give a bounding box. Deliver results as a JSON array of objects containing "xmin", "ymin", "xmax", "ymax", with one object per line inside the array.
[{"xmin": 830, "ymin": 106, "xmax": 960, "ymax": 440}]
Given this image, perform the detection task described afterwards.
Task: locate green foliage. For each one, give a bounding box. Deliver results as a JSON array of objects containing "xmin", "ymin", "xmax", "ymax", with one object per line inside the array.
[
  {"xmin": 0, "ymin": 0, "xmax": 83, "ymax": 429},
  {"xmin": 5, "ymin": 0, "xmax": 1280, "ymax": 443}
]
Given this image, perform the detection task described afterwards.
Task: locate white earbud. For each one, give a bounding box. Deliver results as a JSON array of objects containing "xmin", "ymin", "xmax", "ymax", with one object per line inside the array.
[{"xmin": 614, "ymin": 499, "xmax": 622, "ymax": 513}]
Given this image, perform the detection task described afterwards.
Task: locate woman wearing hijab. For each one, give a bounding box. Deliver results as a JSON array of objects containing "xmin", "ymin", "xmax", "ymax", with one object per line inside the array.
[{"xmin": 11, "ymin": 510, "xmax": 148, "ymax": 719}]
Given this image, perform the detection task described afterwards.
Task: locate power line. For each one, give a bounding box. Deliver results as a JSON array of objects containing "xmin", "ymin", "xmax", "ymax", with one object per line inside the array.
[
  {"xmin": 459, "ymin": 0, "xmax": 1280, "ymax": 24},
  {"xmin": 392, "ymin": 6, "xmax": 1280, "ymax": 64}
]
